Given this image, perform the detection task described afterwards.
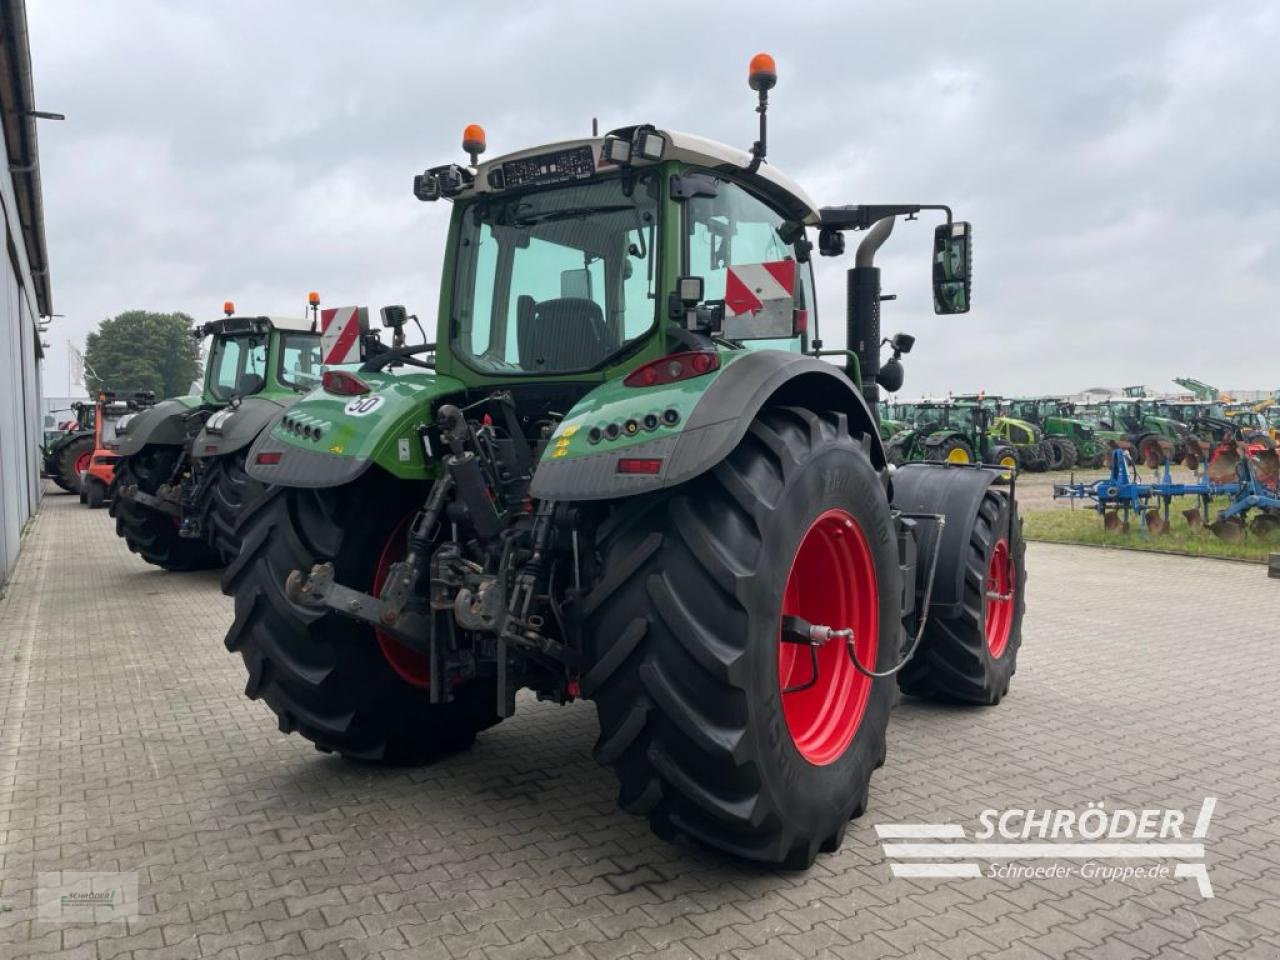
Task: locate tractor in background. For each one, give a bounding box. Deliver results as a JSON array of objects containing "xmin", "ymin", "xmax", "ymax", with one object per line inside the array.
[
  {"xmin": 1003, "ymin": 397, "xmax": 1108, "ymax": 469},
  {"xmin": 41, "ymin": 400, "xmax": 96, "ymax": 494},
  {"xmin": 109, "ymin": 304, "xmax": 322, "ymax": 569},
  {"xmin": 884, "ymin": 399, "xmax": 1019, "ymax": 474},
  {"xmin": 222, "ymin": 56, "xmax": 1027, "ymax": 868},
  {"xmin": 78, "ymin": 390, "xmax": 156, "ymax": 508},
  {"xmin": 953, "ymin": 396, "xmax": 1049, "ymax": 472}
]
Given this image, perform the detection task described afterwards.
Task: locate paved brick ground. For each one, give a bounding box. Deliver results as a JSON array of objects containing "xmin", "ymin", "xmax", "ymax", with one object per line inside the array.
[{"xmin": 1, "ymin": 489, "xmax": 1278, "ymax": 960}]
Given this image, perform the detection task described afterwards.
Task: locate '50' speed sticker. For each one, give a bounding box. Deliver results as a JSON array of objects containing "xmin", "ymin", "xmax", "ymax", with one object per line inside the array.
[{"xmin": 344, "ymin": 395, "xmax": 384, "ymax": 417}]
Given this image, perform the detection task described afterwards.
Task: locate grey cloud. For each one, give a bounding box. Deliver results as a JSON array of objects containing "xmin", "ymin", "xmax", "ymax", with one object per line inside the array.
[{"xmin": 30, "ymin": 0, "xmax": 1280, "ymax": 399}]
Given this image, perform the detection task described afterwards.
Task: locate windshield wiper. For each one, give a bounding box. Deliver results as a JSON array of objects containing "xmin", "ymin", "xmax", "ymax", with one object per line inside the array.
[{"xmin": 512, "ymin": 204, "xmax": 638, "ymax": 225}]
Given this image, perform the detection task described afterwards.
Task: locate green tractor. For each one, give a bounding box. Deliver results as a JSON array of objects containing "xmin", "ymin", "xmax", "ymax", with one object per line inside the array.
[
  {"xmin": 1003, "ymin": 397, "xmax": 1108, "ymax": 469},
  {"xmin": 109, "ymin": 305, "xmax": 322, "ymax": 569},
  {"xmin": 954, "ymin": 395, "xmax": 1048, "ymax": 472},
  {"xmin": 41, "ymin": 400, "xmax": 96, "ymax": 493},
  {"xmin": 884, "ymin": 399, "xmax": 1019, "ymax": 473},
  {"xmin": 223, "ymin": 58, "xmax": 1027, "ymax": 868},
  {"xmin": 1095, "ymin": 397, "xmax": 1189, "ymax": 468},
  {"xmin": 877, "ymin": 398, "xmax": 915, "ymax": 441}
]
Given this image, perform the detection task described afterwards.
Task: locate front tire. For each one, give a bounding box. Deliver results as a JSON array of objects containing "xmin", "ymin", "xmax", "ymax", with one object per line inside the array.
[
  {"xmin": 927, "ymin": 436, "xmax": 975, "ymax": 465},
  {"xmin": 898, "ymin": 487, "xmax": 1026, "ymax": 705},
  {"xmin": 583, "ymin": 407, "xmax": 901, "ymax": 867},
  {"xmin": 221, "ymin": 471, "xmax": 501, "ymax": 764}
]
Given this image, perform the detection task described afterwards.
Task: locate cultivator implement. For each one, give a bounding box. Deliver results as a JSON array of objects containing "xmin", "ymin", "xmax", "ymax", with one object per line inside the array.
[{"xmin": 1053, "ymin": 449, "xmax": 1280, "ymax": 540}]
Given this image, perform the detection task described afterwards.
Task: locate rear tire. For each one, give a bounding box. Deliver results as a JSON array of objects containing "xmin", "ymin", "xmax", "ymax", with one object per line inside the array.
[
  {"xmin": 56, "ymin": 436, "xmax": 95, "ymax": 494},
  {"xmin": 109, "ymin": 450, "xmax": 221, "ymax": 571},
  {"xmin": 583, "ymin": 407, "xmax": 900, "ymax": 867},
  {"xmin": 898, "ymin": 487, "xmax": 1025, "ymax": 705},
  {"xmin": 1046, "ymin": 437, "xmax": 1078, "ymax": 470},
  {"xmin": 207, "ymin": 452, "xmax": 265, "ymax": 564},
  {"xmin": 221, "ymin": 471, "xmax": 501, "ymax": 764}
]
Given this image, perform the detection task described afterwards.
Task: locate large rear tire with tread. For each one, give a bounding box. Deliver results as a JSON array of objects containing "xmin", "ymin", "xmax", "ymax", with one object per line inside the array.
[
  {"xmin": 898, "ymin": 488, "xmax": 1025, "ymax": 705},
  {"xmin": 1046, "ymin": 437, "xmax": 1078, "ymax": 470},
  {"xmin": 208, "ymin": 452, "xmax": 264, "ymax": 564},
  {"xmin": 55, "ymin": 436, "xmax": 95, "ymax": 494},
  {"xmin": 582, "ymin": 407, "xmax": 901, "ymax": 868},
  {"xmin": 221, "ymin": 471, "xmax": 501, "ymax": 764},
  {"xmin": 109, "ymin": 451, "xmax": 221, "ymax": 571}
]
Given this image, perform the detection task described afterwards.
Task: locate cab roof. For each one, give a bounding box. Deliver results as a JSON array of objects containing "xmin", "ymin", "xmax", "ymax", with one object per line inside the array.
[{"xmin": 471, "ymin": 128, "xmax": 822, "ymax": 225}]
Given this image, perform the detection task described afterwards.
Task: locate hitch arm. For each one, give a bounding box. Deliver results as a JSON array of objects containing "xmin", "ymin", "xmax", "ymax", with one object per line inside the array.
[{"xmin": 285, "ymin": 562, "xmax": 432, "ymax": 654}]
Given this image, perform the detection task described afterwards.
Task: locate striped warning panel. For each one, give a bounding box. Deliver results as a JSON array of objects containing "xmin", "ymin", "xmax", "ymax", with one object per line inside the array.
[{"xmin": 321, "ymin": 306, "xmax": 367, "ymax": 365}]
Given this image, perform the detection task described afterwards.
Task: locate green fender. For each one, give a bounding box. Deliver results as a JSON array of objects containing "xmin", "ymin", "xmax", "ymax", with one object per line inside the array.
[
  {"xmin": 529, "ymin": 349, "xmax": 883, "ymax": 502},
  {"xmin": 115, "ymin": 395, "xmax": 204, "ymax": 456},
  {"xmin": 193, "ymin": 395, "xmax": 290, "ymax": 461},
  {"xmin": 244, "ymin": 370, "xmax": 467, "ymax": 487}
]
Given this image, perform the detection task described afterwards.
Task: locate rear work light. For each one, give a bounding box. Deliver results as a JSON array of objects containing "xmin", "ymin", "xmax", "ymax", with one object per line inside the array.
[
  {"xmin": 256, "ymin": 451, "xmax": 283, "ymax": 466},
  {"xmin": 617, "ymin": 458, "xmax": 663, "ymax": 475},
  {"xmin": 623, "ymin": 351, "xmax": 720, "ymax": 388},
  {"xmin": 322, "ymin": 370, "xmax": 371, "ymax": 396}
]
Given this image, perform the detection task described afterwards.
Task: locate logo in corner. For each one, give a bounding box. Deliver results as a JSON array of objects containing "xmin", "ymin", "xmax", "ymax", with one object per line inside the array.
[{"xmin": 876, "ymin": 798, "xmax": 1217, "ymax": 898}]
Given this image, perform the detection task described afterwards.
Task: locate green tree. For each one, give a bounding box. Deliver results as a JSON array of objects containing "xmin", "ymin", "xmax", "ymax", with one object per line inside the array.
[{"xmin": 83, "ymin": 311, "xmax": 203, "ymax": 398}]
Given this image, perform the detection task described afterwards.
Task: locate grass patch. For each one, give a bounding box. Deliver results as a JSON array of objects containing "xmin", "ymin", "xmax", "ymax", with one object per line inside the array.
[{"xmin": 1023, "ymin": 507, "xmax": 1275, "ymax": 563}]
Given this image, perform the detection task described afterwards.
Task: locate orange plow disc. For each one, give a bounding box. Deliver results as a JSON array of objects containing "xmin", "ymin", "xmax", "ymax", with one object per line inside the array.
[
  {"xmin": 1250, "ymin": 512, "xmax": 1280, "ymax": 540},
  {"xmin": 1182, "ymin": 507, "xmax": 1204, "ymax": 531},
  {"xmin": 1102, "ymin": 510, "xmax": 1122, "ymax": 532},
  {"xmin": 1145, "ymin": 510, "xmax": 1167, "ymax": 535},
  {"xmin": 1209, "ymin": 516, "xmax": 1246, "ymax": 543},
  {"xmin": 1140, "ymin": 437, "xmax": 1172, "ymax": 469},
  {"xmin": 1253, "ymin": 449, "xmax": 1279, "ymax": 488},
  {"xmin": 1207, "ymin": 443, "xmax": 1241, "ymax": 484}
]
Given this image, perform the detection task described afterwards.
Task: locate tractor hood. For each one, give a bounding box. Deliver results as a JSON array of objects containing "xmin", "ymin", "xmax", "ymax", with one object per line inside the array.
[{"xmin": 245, "ymin": 369, "xmax": 467, "ymax": 487}]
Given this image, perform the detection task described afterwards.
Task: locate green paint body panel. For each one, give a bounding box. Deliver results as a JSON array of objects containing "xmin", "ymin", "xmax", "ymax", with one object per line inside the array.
[
  {"xmin": 538, "ymin": 350, "xmax": 742, "ymax": 464},
  {"xmin": 265, "ymin": 371, "xmax": 468, "ymax": 479}
]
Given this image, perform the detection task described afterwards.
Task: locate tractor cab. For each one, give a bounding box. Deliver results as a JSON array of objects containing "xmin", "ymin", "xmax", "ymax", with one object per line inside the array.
[{"xmin": 197, "ymin": 307, "xmax": 322, "ymax": 404}]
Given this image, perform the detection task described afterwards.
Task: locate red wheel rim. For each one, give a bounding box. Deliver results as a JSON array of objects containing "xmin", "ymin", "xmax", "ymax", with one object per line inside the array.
[
  {"xmin": 372, "ymin": 514, "xmax": 431, "ymax": 688},
  {"xmin": 75, "ymin": 451, "xmax": 92, "ymax": 475},
  {"xmin": 777, "ymin": 509, "xmax": 878, "ymax": 766},
  {"xmin": 984, "ymin": 539, "xmax": 1014, "ymax": 658}
]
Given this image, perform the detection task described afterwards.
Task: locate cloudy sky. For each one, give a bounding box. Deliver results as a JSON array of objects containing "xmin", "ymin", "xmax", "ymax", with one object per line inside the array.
[{"xmin": 28, "ymin": 0, "xmax": 1280, "ymax": 399}]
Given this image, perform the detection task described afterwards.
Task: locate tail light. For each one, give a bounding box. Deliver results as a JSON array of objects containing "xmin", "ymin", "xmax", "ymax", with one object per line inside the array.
[
  {"xmin": 256, "ymin": 451, "xmax": 283, "ymax": 466},
  {"xmin": 617, "ymin": 458, "xmax": 663, "ymax": 475},
  {"xmin": 322, "ymin": 370, "xmax": 370, "ymax": 396},
  {"xmin": 624, "ymin": 351, "xmax": 719, "ymax": 388}
]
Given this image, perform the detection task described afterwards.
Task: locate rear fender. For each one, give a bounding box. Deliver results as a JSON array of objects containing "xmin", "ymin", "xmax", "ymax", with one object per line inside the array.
[
  {"xmin": 891, "ymin": 462, "xmax": 1004, "ymax": 618},
  {"xmin": 529, "ymin": 349, "xmax": 883, "ymax": 502},
  {"xmin": 192, "ymin": 396, "xmax": 287, "ymax": 460},
  {"xmin": 923, "ymin": 430, "xmax": 962, "ymax": 449},
  {"xmin": 245, "ymin": 372, "xmax": 466, "ymax": 487},
  {"xmin": 115, "ymin": 396, "xmax": 204, "ymax": 456}
]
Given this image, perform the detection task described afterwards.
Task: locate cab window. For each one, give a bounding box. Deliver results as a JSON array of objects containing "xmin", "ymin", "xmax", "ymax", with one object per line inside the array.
[
  {"xmin": 209, "ymin": 336, "xmax": 267, "ymax": 400},
  {"xmin": 685, "ymin": 178, "xmax": 814, "ymax": 351},
  {"xmin": 279, "ymin": 334, "xmax": 323, "ymax": 390}
]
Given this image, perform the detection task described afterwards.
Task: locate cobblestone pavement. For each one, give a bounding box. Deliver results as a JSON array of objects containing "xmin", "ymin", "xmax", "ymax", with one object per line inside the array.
[{"xmin": 2, "ymin": 489, "xmax": 1278, "ymax": 960}]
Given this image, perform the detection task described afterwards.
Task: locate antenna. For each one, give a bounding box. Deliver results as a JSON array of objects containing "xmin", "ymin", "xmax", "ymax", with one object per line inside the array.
[{"xmin": 592, "ymin": 117, "xmax": 598, "ymax": 137}]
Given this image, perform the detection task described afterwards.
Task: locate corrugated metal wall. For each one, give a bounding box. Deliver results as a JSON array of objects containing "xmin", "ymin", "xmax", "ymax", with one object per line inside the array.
[{"xmin": 0, "ymin": 103, "xmax": 44, "ymax": 585}]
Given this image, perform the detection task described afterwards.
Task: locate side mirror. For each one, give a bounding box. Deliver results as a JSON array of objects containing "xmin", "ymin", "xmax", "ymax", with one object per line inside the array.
[{"xmin": 933, "ymin": 221, "xmax": 972, "ymax": 315}]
